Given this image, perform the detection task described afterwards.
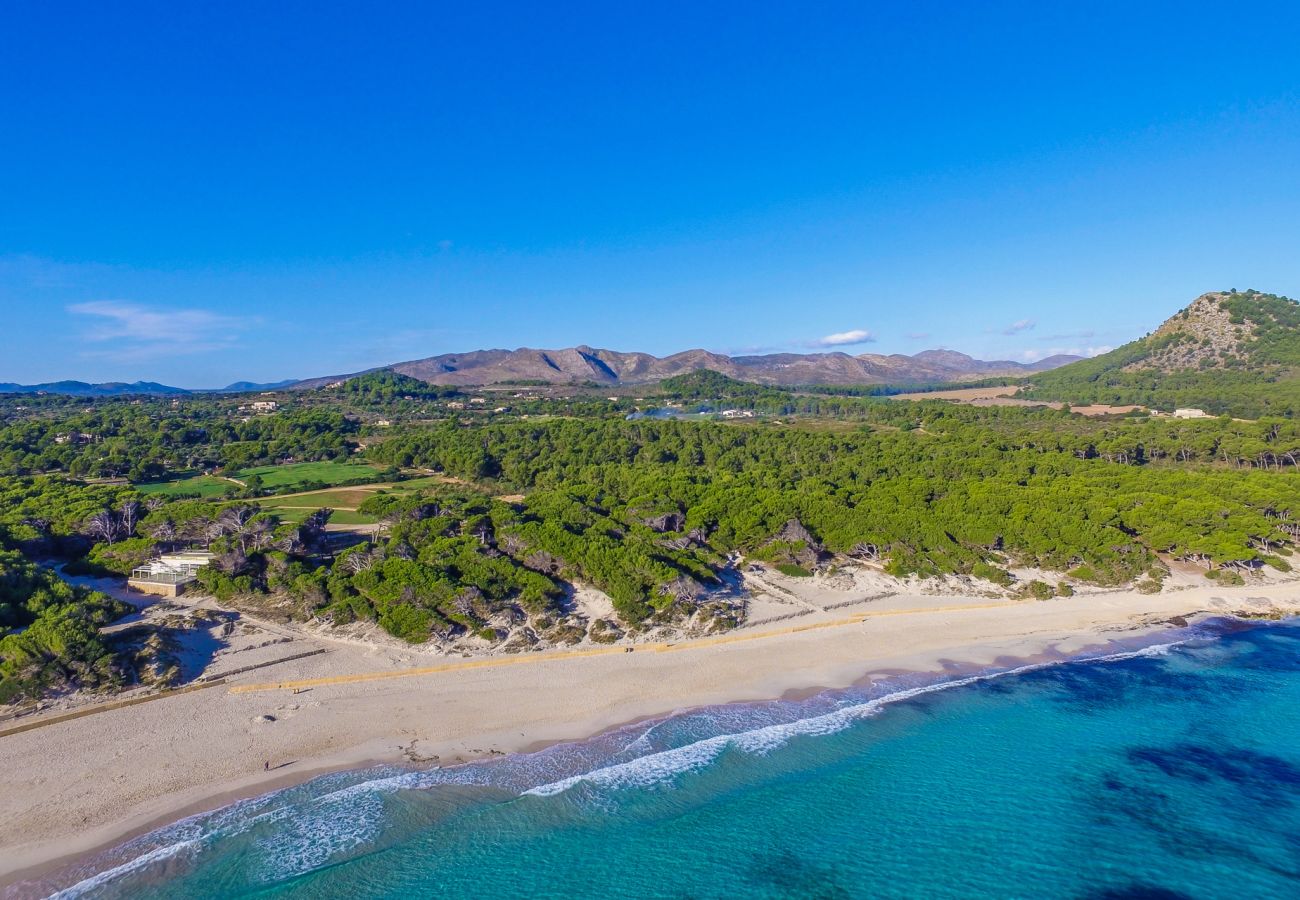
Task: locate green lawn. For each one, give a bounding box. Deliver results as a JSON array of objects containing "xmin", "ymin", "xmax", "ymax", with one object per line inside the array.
[
  {"xmin": 136, "ymin": 461, "xmax": 386, "ymax": 497},
  {"xmin": 238, "ymin": 461, "xmax": 386, "ymax": 489},
  {"xmin": 135, "ymin": 473, "xmax": 235, "ymax": 498},
  {"xmin": 259, "ymin": 488, "xmax": 374, "ymax": 507},
  {"xmin": 253, "ymin": 486, "xmax": 382, "ymax": 522},
  {"xmin": 242, "ymin": 474, "xmax": 470, "ymax": 527},
  {"xmin": 138, "ymin": 466, "xmax": 459, "ymax": 528}
]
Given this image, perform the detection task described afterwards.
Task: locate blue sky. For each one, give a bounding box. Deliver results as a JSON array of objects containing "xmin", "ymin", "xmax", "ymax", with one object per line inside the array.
[{"xmin": 3, "ymin": 1, "xmax": 1299, "ymax": 386}]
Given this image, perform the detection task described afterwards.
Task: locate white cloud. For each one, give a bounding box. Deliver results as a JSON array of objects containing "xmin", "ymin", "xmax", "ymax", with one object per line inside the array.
[
  {"xmin": 905, "ymin": 331, "xmax": 931, "ymax": 341},
  {"xmin": 808, "ymin": 329, "xmax": 876, "ymax": 348},
  {"xmin": 1018, "ymin": 345, "xmax": 1113, "ymax": 362},
  {"xmin": 1001, "ymin": 318, "xmax": 1037, "ymax": 336},
  {"xmin": 69, "ymin": 301, "xmax": 248, "ymax": 361}
]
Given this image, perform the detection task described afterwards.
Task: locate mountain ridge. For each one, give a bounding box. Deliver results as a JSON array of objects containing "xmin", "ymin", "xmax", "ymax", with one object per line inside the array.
[
  {"xmin": 0, "ymin": 380, "xmax": 191, "ymax": 397},
  {"xmin": 0, "ymin": 347, "xmax": 1086, "ymax": 397},
  {"xmin": 294, "ymin": 345, "xmax": 1081, "ymax": 390},
  {"xmin": 0, "ymin": 379, "xmax": 300, "ymax": 397}
]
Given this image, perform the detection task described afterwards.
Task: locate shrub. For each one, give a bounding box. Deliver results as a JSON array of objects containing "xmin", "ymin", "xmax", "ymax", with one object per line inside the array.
[
  {"xmin": 972, "ymin": 561, "xmax": 1013, "ymax": 587},
  {"xmin": 1027, "ymin": 580, "xmax": 1054, "ymax": 600},
  {"xmin": 1067, "ymin": 565, "xmax": 1100, "ymax": 584},
  {"xmin": 379, "ymin": 605, "xmax": 434, "ymax": 643},
  {"xmin": 1264, "ymin": 555, "xmax": 1292, "ymax": 572},
  {"xmin": 775, "ymin": 563, "xmax": 813, "ymax": 578},
  {"xmin": 588, "ymin": 619, "xmax": 623, "ymax": 644},
  {"xmin": 87, "ymin": 537, "xmax": 156, "ymax": 576}
]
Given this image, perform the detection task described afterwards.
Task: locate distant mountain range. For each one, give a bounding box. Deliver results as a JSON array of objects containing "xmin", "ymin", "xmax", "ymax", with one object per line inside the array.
[
  {"xmin": 0, "ymin": 380, "xmax": 191, "ymax": 397},
  {"xmin": 212, "ymin": 379, "xmax": 300, "ymax": 393},
  {"xmin": 0, "ymin": 346, "xmax": 1083, "ymax": 397},
  {"xmin": 295, "ymin": 346, "xmax": 1082, "ymax": 390},
  {"xmin": 20, "ymin": 290, "xmax": 1300, "ymax": 401},
  {"xmin": 0, "ymin": 379, "xmax": 298, "ymax": 397}
]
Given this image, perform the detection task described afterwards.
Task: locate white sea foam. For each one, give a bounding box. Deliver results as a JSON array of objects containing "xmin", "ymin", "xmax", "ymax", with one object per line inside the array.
[
  {"xmin": 48, "ymin": 837, "xmax": 203, "ymax": 899},
  {"xmin": 255, "ymin": 789, "xmax": 388, "ymax": 880},
  {"xmin": 523, "ymin": 640, "xmax": 1188, "ymax": 798}
]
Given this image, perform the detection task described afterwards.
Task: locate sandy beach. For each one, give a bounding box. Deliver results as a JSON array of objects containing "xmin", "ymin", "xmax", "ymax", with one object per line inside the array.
[{"xmin": 3, "ymin": 574, "xmax": 1299, "ymax": 890}]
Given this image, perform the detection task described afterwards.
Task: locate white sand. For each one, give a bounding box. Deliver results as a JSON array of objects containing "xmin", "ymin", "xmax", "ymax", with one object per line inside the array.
[{"xmin": 2, "ymin": 577, "xmax": 1299, "ymax": 887}]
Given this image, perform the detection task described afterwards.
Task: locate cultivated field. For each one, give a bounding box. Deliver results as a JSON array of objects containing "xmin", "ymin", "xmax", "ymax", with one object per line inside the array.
[
  {"xmin": 887, "ymin": 385, "xmax": 1025, "ymax": 402},
  {"xmin": 888, "ymin": 385, "xmax": 1143, "ymax": 416}
]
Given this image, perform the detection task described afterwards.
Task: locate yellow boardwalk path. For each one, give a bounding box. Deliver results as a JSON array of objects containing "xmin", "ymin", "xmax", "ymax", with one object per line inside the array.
[{"xmin": 229, "ymin": 600, "xmax": 1019, "ymax": 695}]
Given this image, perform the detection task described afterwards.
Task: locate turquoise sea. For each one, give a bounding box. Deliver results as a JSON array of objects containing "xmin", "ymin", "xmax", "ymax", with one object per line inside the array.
[{"xmin": 32, "ymin": 617, "xmax": 1300, "ymax": 899}]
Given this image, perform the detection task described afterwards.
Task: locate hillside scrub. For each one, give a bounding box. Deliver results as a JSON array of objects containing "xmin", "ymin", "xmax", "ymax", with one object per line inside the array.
[{"xmin": 1025, "ymin": 290, "xmax": 1300, "ymax": 418}]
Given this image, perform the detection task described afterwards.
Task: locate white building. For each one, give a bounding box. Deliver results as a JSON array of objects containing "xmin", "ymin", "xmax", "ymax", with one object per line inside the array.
[{"xmin": 128, "ymin": 551, "xmax": 216, "ymax": 597}]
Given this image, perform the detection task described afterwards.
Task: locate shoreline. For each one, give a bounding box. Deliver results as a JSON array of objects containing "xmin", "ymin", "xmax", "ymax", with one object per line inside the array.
[
  {"xmin": 7, "ymin": 617, "xmax": 1196, "ymax": 894},
  {"xmin": 1, "ymin": 752, "xmax": 391, "ymax": 891},
  {"xmin": 4, "ymin": 582, "xmax": 1300, "ymax": 893}
]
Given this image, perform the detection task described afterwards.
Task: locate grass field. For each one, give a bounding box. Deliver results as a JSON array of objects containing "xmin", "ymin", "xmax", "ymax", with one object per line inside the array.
[
  {"xmin": 135, "ymin": 474, "xmax": 237, "ymax": 498},
  {"xmin": 237, "ymin": 461, "xmax": 386, "ymax": 489},
  {"xmin": 136, "ymin": 461, "xmax": 387, "ymax": 497},
  {"xmin": 244, "ymin": 473, "xmax": 475, "ymax": 526},
  {"xmin": 138, "ymin": 467, "xmax": 483, "ymax": 529}
]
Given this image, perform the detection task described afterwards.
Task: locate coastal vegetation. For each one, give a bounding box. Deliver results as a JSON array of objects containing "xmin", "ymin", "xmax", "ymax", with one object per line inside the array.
[
  {"xmin": 0, "ymin": 401, "xmax": 358, "ymax": 481},
  {"xmin": 365, "ymin": 416, "xmax": 1300, "ymax": 582},
  {"xmin": 0, "ymin": 534, "xmax": 130, "ymax": 704},
  {"xmin": 7, "ymin": 291, "xmax": 1300, "ymax": 704}
]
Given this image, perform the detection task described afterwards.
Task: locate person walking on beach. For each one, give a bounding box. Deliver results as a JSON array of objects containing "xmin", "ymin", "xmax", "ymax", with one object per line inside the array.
[{"xmin": 264, "ymin": 760, "xmax": 269, "ymax": 771}]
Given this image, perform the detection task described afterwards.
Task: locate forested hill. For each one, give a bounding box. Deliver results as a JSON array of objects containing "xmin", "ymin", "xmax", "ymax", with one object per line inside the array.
[{"xmin": 1024, "ymin": 289, "xmax": 1300, "ymax": 418}]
